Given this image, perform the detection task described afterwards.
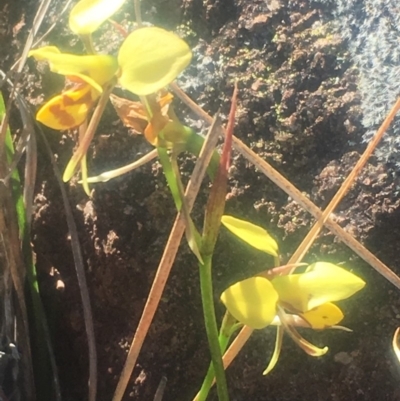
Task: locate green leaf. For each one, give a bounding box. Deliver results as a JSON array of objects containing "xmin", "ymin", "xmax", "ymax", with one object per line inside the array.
[
  {"xmin": 157, "ymin": 146, "xmax": 182, "ymax": 209},
  {"xmin": 272, "ymin": 262, "xmax": 366, "ymax": 313},
  {"xmin": 220, "ymin": 277, "xmax": 279, "ymax": 329},
  {"xmin": 1, "ymin": 93, "xmax": 61, "ymax": 400},
  {"xmin": 221, "ymin": 215, "xmax": 279, "ymax": 257},
  {"xmin": 118, "ymin": 27, "xmax": 192, "ymax": 95},
  {"xmin": 69, "ymin": 0, "xmax": 126, "ymax": 35},
  {"xmin": 2, "ymin": 103, "xmax": 25, "ymax": 233}
]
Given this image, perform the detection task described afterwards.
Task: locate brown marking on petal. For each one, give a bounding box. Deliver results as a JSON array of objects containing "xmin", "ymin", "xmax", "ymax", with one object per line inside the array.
[
  {"xmin": 62, "ymin": 90, "xmax": 92, "ymax": 107},
  {"xmin": 62, "ymin": 94, "xmax": 76, "ymax": 107},
  {"xmin": 49, "ymin": 104, "xmax": 76, "ymax": 127}
]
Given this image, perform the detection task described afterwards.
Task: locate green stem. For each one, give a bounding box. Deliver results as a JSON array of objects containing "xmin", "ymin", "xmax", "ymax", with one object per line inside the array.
[
  {"xmin": 81, "ymin": 33, "xmax": 96, "ymax": 54},
  {"xmin": 199, "ymin": 254, "xmax": 229, "ymax": 401},
  {"xmin": 196, "ymin": 312, "xmax": 236, "ymax": 401}
]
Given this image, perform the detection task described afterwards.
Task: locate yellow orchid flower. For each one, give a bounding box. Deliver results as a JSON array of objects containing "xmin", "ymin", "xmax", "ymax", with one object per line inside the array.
[
  {"xmin": 30, "ymin": 24, "xmax": 192, "ymax": 188},
  {"xmin": 29, "ymin": 46, "xmax": 118, "ymax": 130},
  {"xmin": 69, "ymin": 1, "xmax": 192, "ymax": 94},
  {"xmin": 220, "ymin": 215, "xmax": 365, "ymax": 373},
  {"xmin": 30, "ymin": 27, "xmax": 191, "ymax": 131},
  {"xmin": 220, "ymin": 263, "xmax": 365, "ymax": 373}
]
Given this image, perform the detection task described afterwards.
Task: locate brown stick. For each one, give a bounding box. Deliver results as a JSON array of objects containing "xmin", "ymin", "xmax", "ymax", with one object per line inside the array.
[{"xmin": 289, "ymin": 97, "xmax": 400, "ymax": 265}]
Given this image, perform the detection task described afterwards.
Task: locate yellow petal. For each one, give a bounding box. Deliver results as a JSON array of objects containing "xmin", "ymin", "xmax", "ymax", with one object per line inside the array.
[
  {"xmin": 118, "ymin": 27, "xmax": 192, "ymax": 95},
  {"xmin": 393, "ymin": 328, "xmax": 400, "ymax": 364},
  {"xmin": 263, "ymin": 326, "xmax": 283, "ymax": 375},
  {"xmin": 80, "ymin": 153, "xmax": 91, "ymax": 196},
  {"xmin": 69, "ymin": 0, "xmax": 126, "ymax": 35},
  {"xmin": 221, "ymin": 215, "xmax": 279, "ymax": 257},
  {"xmin": 285, "ymin": 324, "xmax": 328, "ymax": 356},
  {"xmin": 220, "ymin": 277, "xmax": 279, "ymax": 329},
  {"xmin": 300, "ymin": 303, "xmax": 344, "ymax": 329},
  {"xmin": 29, "ymin": 46, "xmax": 118, "ymax": 92},
  {"xmin": 272, "ymin": 262, "xmax": 365, "ymax": 313},
  {"xmin": 36, "ymin": 86, "xmax": 95, "ymax": 130}
]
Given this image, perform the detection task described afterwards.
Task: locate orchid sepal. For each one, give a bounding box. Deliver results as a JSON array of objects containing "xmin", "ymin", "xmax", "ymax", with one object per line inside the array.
[
  {"xmin": 118, "ymin": 27, "xmax": 192, "ymax": 96},
  {"xmin": 29, "ymin": 46, "xmax": 118, "ymax": 93},
  {"xmin": 69, "ymin": 0, "xmax": 127, "ymax": 35}
]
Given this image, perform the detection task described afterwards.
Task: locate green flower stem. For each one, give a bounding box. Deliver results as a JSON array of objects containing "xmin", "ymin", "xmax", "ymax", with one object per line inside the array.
[
  {"xmin": 199, "ymin": 254, "xmax": 229, "ymax": 401},
  {"xmin": 196, "ymin": 312, "xmax": 236, "ymax": 401},
  {"xmin": 81, "ymin": 33, "xmax": 96, "ymax": 54}
]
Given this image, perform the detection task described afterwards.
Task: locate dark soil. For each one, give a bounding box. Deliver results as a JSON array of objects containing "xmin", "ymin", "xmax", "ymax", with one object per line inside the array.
[{"xmin": 2, "ymin": 0, "xmax": 400, "ymax": 400}]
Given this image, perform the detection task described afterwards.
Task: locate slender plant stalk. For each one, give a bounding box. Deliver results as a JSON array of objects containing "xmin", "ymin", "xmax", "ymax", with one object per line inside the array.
[
  {"xmin": 112, "ymin": 116, "xmax": 222, "ymax": 401},
  {"xmin": 196, "ymin": 325, "xmax": 277, "ymax": 398},
  {"xmin": 198, "ymin": 254, "xmax": 229, "ymax": 401},
  {"xmin": 221, "ymin": 326, "xmax": 254, "ymax": 370},
  {"xmin": 195, "ymin": 312, "xmax": 235, "ymax": 401},
  {"xmin": 197, "ymin": 84, "xmax": 237, "ymax": 401},
  {"xmin": 81, "ymin": 34, "xmax": 96, "ymax": 54}
]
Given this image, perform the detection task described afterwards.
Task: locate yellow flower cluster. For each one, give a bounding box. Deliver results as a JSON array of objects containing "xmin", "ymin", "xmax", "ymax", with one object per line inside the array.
[{"xmin": 30, "ymin": 0, "xmax": 192, "ymax": 131}]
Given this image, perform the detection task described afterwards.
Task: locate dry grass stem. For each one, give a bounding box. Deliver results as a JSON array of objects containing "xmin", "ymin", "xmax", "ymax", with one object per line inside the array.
[{"xmin": 288, "ymin": 97, "xmax": 400, "ymax": 265}]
